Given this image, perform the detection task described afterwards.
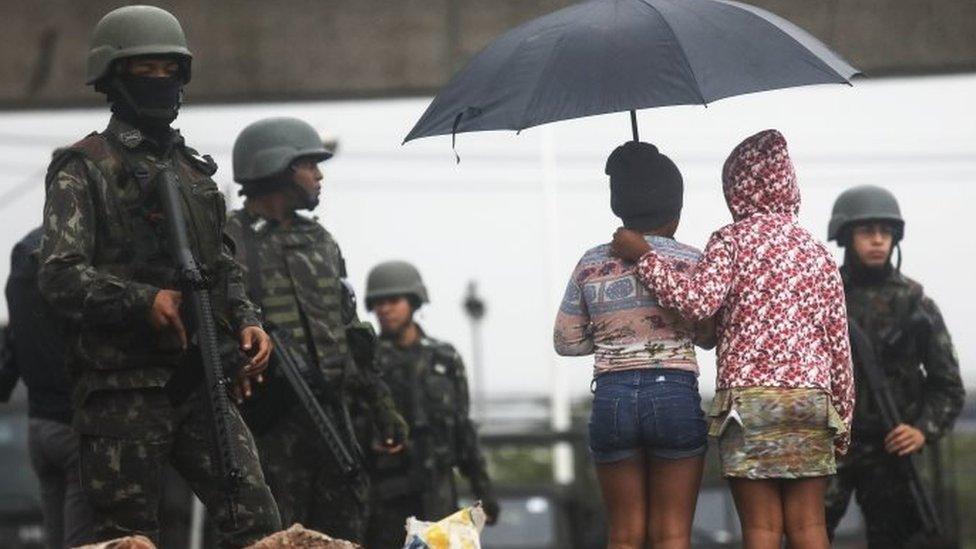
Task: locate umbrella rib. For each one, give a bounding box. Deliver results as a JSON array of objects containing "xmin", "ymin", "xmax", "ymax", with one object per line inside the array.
[
  {"xmin": 637, "ymin": 0, "xmax": 708, "ymax": 107},
  {"xmin": 515, "ymin": 30, "xmax": 572, "ymax": 131},
  {"xmin": 713, "ymin": 0, "xmax": 859, "ymax": 81}
]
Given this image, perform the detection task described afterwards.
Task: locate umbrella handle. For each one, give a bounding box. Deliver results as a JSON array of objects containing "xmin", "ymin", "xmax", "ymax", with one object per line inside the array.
[{"xmin": 630, "ymin": 110, "xmax": 639, "ymax": 142}]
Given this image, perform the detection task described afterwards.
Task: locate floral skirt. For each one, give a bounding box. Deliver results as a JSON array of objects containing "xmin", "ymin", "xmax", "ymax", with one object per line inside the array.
[{"xmin": 708, "ymin": 387, "xmax": 847, "ymax": 479}]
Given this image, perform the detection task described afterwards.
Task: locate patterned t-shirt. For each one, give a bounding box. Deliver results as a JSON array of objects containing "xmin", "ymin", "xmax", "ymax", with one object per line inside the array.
[{"xmin": 554, "ymin": 236, "xmax": 711, "ymax": 376}]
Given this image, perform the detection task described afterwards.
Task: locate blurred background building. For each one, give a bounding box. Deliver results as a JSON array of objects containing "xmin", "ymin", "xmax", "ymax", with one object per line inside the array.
[{"xmin": 0, "ymin": 0, "xmax": 974, "ymax": 108}]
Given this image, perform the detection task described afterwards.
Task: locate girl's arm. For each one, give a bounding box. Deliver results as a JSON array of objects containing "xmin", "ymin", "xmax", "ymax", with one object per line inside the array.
[
  {"xmin": 553, "ymin": 262, "xmax": 593, "ymax": 356},
  {"xmin": 634, "ymin": 232, "xmax": 736, "ymax": 322},
  {"xmin": 824, "ymin": 268, "xmax": 855, "ymax": 454}
]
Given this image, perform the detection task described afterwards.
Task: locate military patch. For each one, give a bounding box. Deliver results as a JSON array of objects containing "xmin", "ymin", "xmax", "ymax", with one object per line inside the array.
[
  {"xmin": 117, "ymin": 129, "xmax": 143, "ymax": 148},
  {"xmin": 433, "ymin": 363, "xmax": 448, "ymax": 375}
]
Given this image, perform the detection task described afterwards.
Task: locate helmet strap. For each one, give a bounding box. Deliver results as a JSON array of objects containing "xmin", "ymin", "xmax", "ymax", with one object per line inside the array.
[
  {"xmin": 239, "ymin": 176, "xmax": 289, "ymax": 198},
  {"xmin": 287, "ymin": 166, "xmax": 320, "ymax": 211}
]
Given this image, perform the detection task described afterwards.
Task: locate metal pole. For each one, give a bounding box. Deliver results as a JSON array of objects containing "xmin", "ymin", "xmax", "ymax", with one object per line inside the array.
[
  {"xmin": 630, "ymin": 110, "xmax": 639, "ymax": 142},
  {"xmin": 463, "ymin": 281, "xmax": 487, "ymax": 420},
  {"xmin": 540, "ymin": 125, "xmax": 574, "ymax": 485}
]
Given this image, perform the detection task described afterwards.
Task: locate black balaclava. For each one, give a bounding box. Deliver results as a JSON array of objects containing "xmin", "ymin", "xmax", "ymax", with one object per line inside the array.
[
  {"xmin": 107, "ymin": 74, "xmax": 183, "ymax": 142},
  {"xmin": 606, "ymin": 141, "xmax": 683, "ymax": 231}
]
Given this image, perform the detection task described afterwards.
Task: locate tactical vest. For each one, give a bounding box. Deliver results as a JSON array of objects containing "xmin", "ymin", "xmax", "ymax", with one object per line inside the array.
[
  {"xmin": 229, "ymin": 212, "xmax": 351, "ymax": 380},
  {"xmin": 375, "ymin": 339, "xmax": 463, "ymax": 471},
  {"xmin": 48, "ymin": 131, "xmax": 227, "ymax": 372}
]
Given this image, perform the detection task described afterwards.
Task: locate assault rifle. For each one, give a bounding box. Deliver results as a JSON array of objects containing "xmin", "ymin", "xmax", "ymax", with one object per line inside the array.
[
  {"xmin": 370, "ymin": 350, "xmax": 437, "ymax": 511},
  {"xmin": 848, "ymin": 320, "xmax": 942, "ymax": 539},
  {"xmin": 267, "ymin": 328, "xmax": 362, "ymax": 477},
  {"xmin": 411, "ymin": 349, "xmax": 440, "ymax": 517},
  {"xmin": 158, "ymin": 169, "xmax": 243, "ymax": 526}
]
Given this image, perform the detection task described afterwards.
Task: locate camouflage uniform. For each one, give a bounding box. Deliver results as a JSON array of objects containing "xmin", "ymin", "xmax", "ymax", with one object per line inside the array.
[
  {"xmin": 38, "ymin": 117, "xmax": 281, "ymax": 547},
  {"xmin": 366, "ymin": 330, "xmax": 494, "ymax": 549},
  {"xmin": 226, "ymin": 209, "xmax": 401, "ymax": 542},
  {"xmin": 825, "ymin": 265, "xmax": 964, "ymax": 547}
]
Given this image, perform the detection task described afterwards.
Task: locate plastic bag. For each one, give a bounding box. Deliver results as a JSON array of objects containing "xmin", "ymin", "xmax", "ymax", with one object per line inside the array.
[{"xmin": 403, "ymin": 503, "xmax": 486, "ymax": 549}]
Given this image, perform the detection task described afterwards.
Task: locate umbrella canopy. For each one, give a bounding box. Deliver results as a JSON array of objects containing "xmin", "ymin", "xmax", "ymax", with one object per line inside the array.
[{"xmin": 405, "ymin": 0, "xmax": 859, "ymax": 144}]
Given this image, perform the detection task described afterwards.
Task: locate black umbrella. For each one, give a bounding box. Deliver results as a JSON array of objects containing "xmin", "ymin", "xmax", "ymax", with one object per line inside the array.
[{"xmin": 405, "ymin": 0, "xmax": 859, "ymax": 147}]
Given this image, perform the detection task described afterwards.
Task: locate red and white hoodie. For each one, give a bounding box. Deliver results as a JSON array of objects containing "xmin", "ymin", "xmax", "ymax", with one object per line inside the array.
[{"xmin": 634, "ymin": 129, "xmax": 854, "ymax": 452}]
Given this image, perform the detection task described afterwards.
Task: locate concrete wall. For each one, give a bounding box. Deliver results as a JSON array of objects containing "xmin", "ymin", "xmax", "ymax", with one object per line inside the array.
[{"xmin": 1, "ymin": 0, "xmax": 974, "ymax": 108}]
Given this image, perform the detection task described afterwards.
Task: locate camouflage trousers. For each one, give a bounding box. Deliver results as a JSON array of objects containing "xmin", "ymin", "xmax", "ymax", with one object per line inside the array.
[
  {"xmin": 76, "ymin": 386, "xmax": 281, "ymax": 548},
  {"xmin": 366, "ymin": 472, "xmax": 457, "ymax": 549},
  {"xmin": 255, "ymin": 406, "xmax": 369, "ymax": 543},
  {"xmin": 826, "ymin": 451, "xmax": 925, "ymax": 548}
]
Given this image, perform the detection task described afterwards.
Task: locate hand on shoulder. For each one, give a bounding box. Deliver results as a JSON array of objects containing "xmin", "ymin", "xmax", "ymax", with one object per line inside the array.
[{"xmin": 611, "ymin": 227, "xmax": 651, "ymax": 262}]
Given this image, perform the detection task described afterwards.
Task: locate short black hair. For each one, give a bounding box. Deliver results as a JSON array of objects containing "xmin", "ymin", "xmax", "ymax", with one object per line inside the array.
[
  {"xmin": 238, "ymin": 174, "xmax": 292, "ymax": 198},
  {"xmin": 365, "ymin": 293, "xmax": 422, "ymax": 312}
]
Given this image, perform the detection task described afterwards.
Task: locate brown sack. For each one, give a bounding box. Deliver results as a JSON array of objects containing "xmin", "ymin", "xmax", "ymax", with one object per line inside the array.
[
  {"xmin": 73, "ymin": 536, "xmax": 156, "ymax": 549},
  {"xmin": 246, "ymin": 523, "xmax": 362, "ymax": 549}
]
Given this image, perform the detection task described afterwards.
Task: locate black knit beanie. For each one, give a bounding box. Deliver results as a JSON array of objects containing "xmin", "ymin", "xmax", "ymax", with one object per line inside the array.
[{"xmin": 606, "ymin": 141, "xmax": 683, "ymax": 230}]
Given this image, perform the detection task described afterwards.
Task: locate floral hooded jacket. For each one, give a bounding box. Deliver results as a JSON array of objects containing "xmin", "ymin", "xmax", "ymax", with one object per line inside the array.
[{"xmin": 633, "ymin": 130, "xmax": 854, "ymax": 452}]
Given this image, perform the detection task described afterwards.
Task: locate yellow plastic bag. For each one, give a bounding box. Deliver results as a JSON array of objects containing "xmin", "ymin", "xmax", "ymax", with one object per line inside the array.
[{"xmin": 402, "ymin": 503, "xmax": 486, "ymax": 549}]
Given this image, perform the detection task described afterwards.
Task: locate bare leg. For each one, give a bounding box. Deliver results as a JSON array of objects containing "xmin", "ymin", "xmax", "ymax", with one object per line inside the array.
[
  {"xmin": 645, "ymin": 455, "xmax": 704, "ymax": 549},
  {"xmin": 782, "ymin": 477, "xmax": 829, "ymax": 549},
  {"xmin": 596, "ymin": 453, "xmax": 647, "ymax": 549},
  {"xmin": 729, "ymin": 478, "xmax": 784, "ymax": 549}
]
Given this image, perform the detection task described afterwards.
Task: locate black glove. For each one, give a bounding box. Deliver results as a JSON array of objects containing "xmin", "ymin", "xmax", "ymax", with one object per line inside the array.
[{"xmin": 481, "ymin": 496, "xmax": 500, "ymax": 525}]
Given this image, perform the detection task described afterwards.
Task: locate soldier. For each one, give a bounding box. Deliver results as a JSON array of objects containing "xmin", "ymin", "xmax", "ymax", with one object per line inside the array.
[
  {"xmin": 824, "ymin": 185, "xmax": 965, "ymax": 547},
  {"xmin": 37, "ymin": 6, "xmax": 280, "ymax": 546},
  {"xmin": 364, "ymin": 261, "xmax": 499, "ymax": 549},
  {"xmin": 226, "ymin": 117, "xmax": 408, "ymax": 543},
  {"xmin": 4, "ymin": 227, "xmax": 95, "ymax": 548}
]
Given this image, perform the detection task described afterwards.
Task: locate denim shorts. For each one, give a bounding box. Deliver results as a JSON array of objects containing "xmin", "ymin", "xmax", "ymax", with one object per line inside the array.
[{"xmin": 588, "ymin": 368, "xmax": 707, "ymax": 463}]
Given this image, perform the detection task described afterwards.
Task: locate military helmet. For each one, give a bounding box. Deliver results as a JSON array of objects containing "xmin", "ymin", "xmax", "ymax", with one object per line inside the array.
[
  {"xmin": 365, "ymin": 261, "xmax": 429, "ymax": 310},
  {"xmin": 828, "ymin": 185, "xmax": 904, "ymax": 244},
  {"xmin": 233, "ymin": 117, "xmax": 333, "ymax": 184},
  {"xmin": 86, "ymin": 6, "xmax": 193, "ymax": 85}
]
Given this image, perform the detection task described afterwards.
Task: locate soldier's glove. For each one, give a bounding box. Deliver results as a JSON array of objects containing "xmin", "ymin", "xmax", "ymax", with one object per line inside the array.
[
  {"xmin": 481, "ymin": 496, "xmax": 501, "ymax": 525},
  {"xmin": 375, "ymin": 402, "xmax": 409, "ymax": 449}
]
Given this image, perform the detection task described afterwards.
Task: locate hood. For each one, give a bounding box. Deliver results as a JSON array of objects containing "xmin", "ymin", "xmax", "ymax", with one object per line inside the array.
[{"xmin": 721, "ymin": 129, "xmax": 800, "ymax": 221}]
